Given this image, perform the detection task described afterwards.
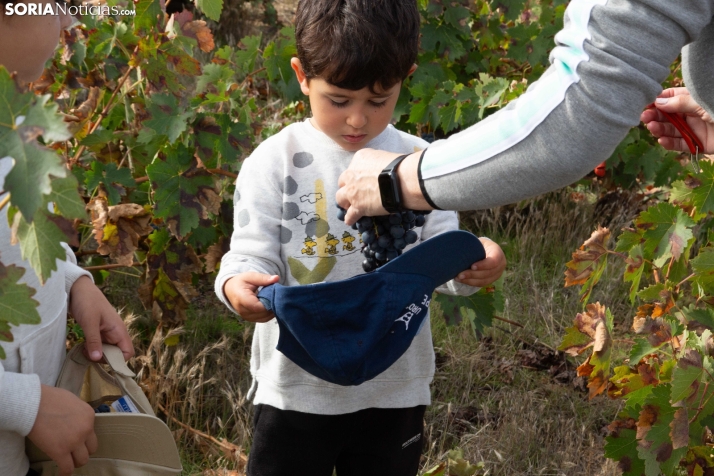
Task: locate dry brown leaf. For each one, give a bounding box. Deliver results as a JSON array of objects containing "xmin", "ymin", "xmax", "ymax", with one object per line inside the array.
[
  {"xmin": 182, "ymin": 20, "xmax": 215, "ymax": 52},
  {"xmin": 88, "ymin": 198, "xmax": 152, "ymax": 266},
  {"xmin": 670, "ymin": 408, "xmax": 689, "ymax": 450}
]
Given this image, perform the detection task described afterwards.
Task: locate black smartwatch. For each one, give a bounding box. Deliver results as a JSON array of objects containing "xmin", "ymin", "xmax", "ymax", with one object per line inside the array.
[{"xmin": 378, "ymin": 154, "xmax": 409, "ymax": 213}]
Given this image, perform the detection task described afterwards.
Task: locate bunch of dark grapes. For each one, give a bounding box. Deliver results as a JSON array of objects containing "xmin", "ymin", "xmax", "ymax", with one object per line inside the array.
[{"xmin": 336, "ymin": 206, "xmax": 431, "ymax": 272}]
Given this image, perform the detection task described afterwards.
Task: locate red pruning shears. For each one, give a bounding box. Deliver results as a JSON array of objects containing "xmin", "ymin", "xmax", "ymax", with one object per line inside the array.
[
  {"xmin": 593, "ymin": 103, "xmax": 706, "ymax": 177},
  {"xmin": 645, "ymin": 102, "xmax": 705, "ymax": 171}
]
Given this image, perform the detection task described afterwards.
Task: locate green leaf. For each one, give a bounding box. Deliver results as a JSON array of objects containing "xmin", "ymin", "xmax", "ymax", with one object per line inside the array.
[
  {"xmin": 628, "ymin": 338, "xmax": 663, "ymax": 365},
  {"xmin": 624, "ymin": 245, "xmax": 645, "ymax": 304},
  {"xmin": 692, "ymin": 247, "xmax": 714, "ymax": 295},
  {"xmin": 670, "ymin": 349, "xmax": 704, "ymax": 404},
  {"xmin": 616, "ymin": 228, "xmax": 644, "ymax": 253},
  {"xmin": 196, "ymin": 0, "xmax": 223, "ymax": 21},
  {"xmin": 636, "ymin": 384, "xmax": 688, "ymax": 476},
  {"xmin": 146, "ymin": 145, "xmax": 216, "ymax": 239},
  {"xmin": 49, "ymin": 175, "xmax": 86, "ymax": 219},
  {"xmin": 14, "ymin": 210, "xmax": 68, "ymax": 284},
  {"xmin": 604, "ymin": 429, "xmax": 645, "ymax": 476},
  {"xmin": 235, "ymin": 35, "xmax": 262, "ymax": 74},
  {"xmin": 681, "ymin": 305, "xmax": 714, "ymax": 331},
  {"xmin": 85, "ymin": 162, "xmax": 136, "ymax": 205},
  {"xmin": 0, "ymin": 69, "xmax": 69, "ymax": 222},
  {"xmin": 635, "ymin": 202, "xmax": 694, "ymax": 268},
  {"xmin": 133, "ymin": 0, "xmax": 162, "ymax": 32},
  {"xmin": 144, "ymin": 94, "xmax": 193, "ymax": 143},
  {"xmin": 670, "ymin": 161, "xmax": 714, "ymax": 215},
  {"xmin": 0, "ymin": 263, "xmax": 40, "ymax": 328},
  {"xmin": 434, "ymin": 284, "xmax": 502, "ymax": 336}
]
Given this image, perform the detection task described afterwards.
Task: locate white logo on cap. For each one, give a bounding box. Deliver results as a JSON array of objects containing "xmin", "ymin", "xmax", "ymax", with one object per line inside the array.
[{"xmin": 395, "ymin": 295, "xmax": 430, "ymax": 330}]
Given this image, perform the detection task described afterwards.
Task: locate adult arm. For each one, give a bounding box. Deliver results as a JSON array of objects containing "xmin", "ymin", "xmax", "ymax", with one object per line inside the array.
[{"xmin": 337, "ymin": 0, "xmax": 714, "ymax": 220}]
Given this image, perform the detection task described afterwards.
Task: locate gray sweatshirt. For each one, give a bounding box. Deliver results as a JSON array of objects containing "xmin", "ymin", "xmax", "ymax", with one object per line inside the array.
[
  {"xmin": 420, "ymin": 0, "xmax": 714, "ymax": 211},
  {"xmin": 0, "ymin": 158, "xmax": 92, "ymax": 476},
  {"xmin": 215, "ymin": 120, "xmax": 476, "ymax": 415}
]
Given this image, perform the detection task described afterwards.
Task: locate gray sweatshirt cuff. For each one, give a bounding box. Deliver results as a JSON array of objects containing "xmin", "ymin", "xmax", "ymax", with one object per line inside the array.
[
  {"xmin": 215, "ymin": 272, "xmax": 241, "ymax": 315},
  {"xmin": 0, "ymin": 372, "xmax": 42, "ymax": 436}
]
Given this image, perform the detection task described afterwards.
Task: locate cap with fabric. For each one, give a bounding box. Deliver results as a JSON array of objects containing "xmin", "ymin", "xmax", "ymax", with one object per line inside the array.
[{"xmin": 257, "ymin": 230, "xmax": 485, "ymax": 386}]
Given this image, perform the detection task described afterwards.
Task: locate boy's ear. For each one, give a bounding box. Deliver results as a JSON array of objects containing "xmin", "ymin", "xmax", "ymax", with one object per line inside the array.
[
  {"xmin": 408, "ymin": 64, "xmax": 418, "ymax": 76},
  {"xmin": 290, "ymin": 58, "xmax": 310, "ymax": 95}
]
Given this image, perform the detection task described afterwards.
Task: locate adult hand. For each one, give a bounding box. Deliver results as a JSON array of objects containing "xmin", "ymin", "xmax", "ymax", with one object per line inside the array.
[
  {"xmin": 455, "ymin": 238, "xmax": 507, "ymax": 287},
  {"xmin": 223, "ymin": 272, "xmax": 280, "ymax": 322},
  {"xmin": 69, "ymin": 276, "xmax": 134, "ymax": 362},
  {"xmin": 641, "ymin": 87, "xmax": 714, "ymax": 154},
  {"xmin": 337, "ymin": 148, "xmax": 429, "ymax": 225},
  {"xmin": 27, "ymin": 385, "xmax": 97, "ymax": 476}
]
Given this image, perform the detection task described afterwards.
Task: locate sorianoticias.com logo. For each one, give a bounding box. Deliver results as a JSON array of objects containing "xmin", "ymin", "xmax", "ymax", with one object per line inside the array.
[{"xmin": 4, "ymin": 2, "xmax": 136, "ymax": 16}]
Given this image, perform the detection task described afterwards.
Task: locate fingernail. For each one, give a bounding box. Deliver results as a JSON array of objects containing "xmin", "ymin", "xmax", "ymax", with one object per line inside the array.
[
  {"xmin": 655, "ymin": 98, "xmax": 669, "ymax": 104},
  {"xmin": 91, "ymin": 351, "xmax": 102, "ymax": 360},
  {"xmin": 471, "ymin": 265, "xmax": 478, "ymax": 270},
  {"xmin": 458, "ymin": 273, "xmax": 465, "ymax": 279}
]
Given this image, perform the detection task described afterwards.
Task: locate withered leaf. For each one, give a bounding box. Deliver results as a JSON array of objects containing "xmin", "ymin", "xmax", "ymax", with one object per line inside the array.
[
  {"xmin": 182, "ymin": 20, "xmax": 215, "ymax": 52},
  {"xmin": 88, "ymin": 199, "xmax": 152, "ymax": 266}
]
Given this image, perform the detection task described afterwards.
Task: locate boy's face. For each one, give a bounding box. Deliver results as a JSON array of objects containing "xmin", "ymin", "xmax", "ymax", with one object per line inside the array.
[
  {"xmin": 0, "ymin": 0, "xmax": 74, "ymax": 83},
  {"xmin": 291, "ymin": 58, "xmax": 414, "ymax": 151}
]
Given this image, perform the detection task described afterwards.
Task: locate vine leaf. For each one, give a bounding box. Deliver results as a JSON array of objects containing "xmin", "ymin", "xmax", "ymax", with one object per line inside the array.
[
  {"xmin": 691, "ymin": 247, "xmax": 714, "ymax": 295},
  {"xmin": 146, "ymin": 146, "xmax": 219, "ymax": 239},
  {"xmin": 670, "ymin": 349, "xmax": 703, "ymax": 404},
  {"xmin": 604, "ymin": 426, "xmax": 645, "ymax": 476},
  {"xmin": 635, "ymin": 202, "xmax": 694, "ymax": 268},
  {"xmin": 0, "ymin": 69, "xmax": 70, "ymax": 222},
  {"xmin": 434, "ymin": 283, "xmax": 503, "ymax": 336},
  {"xmin": 85, "ymin": 162, "xmax": 136, "ymax": 205},
  {"xmin": 143, "ymin": 93, "xmax": 193, "ymax": 143},
  {"xmin": 49, "ymin": 175, "xmax": 87, "ymax": 219},
  {"xmin": 182, "ymin": 20, "xmax": 215, "ymax": 53},
  {"xmin": 11, "ymin": 209, "xmax": 68, "ymax": 284},
  {"xmin": 195, "ymin": 0, "xmax": 223, "ymax": 22},
  {"xmin": 564, "ymin": 226, "xmax": 610, "ymax": 303},
  {"xmin": 87, "ymin": 198, "xmax": 152, "ymax": 266},
  {"xmin": 624, "ymin": 245, "xmax": 645, "ymax": 304},
  {"xmin": 635, "ymin": 384, "xmax": 688, "ymax": 476},
  {"xmin": 670, "ymin": 161, "xmax": 714, "ymax": 215},
  {"xmin": 0, "ymin": 262, "xmax": 41, "ymax": 359},
  {"xmin": 558, "ymin": 302, "xmax": 613, "ymax": 398}
]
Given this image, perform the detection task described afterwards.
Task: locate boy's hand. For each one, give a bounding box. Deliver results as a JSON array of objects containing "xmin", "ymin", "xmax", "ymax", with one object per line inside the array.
[
  {"xmin": 28, "ymin": 385, "xmax": 98, "ymax": 476},
  {"xmin": 223, "ymin": 272, "xmax": 280, "ymax": 322},
  {"xmin": 69, "ymin": 276, "xmax": 134, "ymax": 362},
  {"xmin": 455, "ymin": 238, "xmax": 506, "ymax": 287}
]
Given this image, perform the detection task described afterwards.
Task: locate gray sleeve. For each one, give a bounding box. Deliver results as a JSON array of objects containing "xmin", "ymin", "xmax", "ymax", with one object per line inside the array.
[
  {"xmin": 0, "ymin": 367, "xmax": 41, "ymax": 435},
  {"xmin": 421, "ymin": 0, "xmax": 714, "ymax": 211},
  {"xmin": 214, "ymin": 150, "xmax": 285, "ymax": 313}
]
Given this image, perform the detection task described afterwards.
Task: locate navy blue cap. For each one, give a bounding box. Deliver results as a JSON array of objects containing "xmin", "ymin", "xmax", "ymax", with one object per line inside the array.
[{"xmin": 257, "ymin": 230, "xmax": 485, "ymax": 386}]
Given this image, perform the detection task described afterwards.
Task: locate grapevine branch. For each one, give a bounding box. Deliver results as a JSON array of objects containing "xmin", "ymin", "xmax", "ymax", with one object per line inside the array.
[
  {"xmin": 0, "ymin": 193, "xmax": 9, "ymax": 213},
  {"xmin": 69, "ymin": 45, "xmax": 139, "ymax": 166},
  {"xmin": 82, "ymin": 262, "xmax": 141, "ymax": 271}
]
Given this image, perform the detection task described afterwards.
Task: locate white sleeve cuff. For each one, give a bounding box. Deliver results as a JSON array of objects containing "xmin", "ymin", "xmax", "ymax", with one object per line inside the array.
[{"xmin": 0, "ymin": 372, "xmax": 42, "ymax": 436}]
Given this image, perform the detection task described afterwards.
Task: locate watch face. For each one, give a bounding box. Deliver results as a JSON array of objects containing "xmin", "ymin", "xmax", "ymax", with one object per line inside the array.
[{"xmin": 378, "ymin": 172, "xmax": 398, "ymax": 210}]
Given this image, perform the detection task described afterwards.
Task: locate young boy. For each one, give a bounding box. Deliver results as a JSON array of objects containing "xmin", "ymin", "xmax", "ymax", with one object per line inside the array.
[{"xmin": 215, "ymin": 1, "xmax": 506, "ymax": 474}]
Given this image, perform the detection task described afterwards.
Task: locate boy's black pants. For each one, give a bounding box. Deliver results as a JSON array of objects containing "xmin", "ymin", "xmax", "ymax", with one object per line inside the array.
[{"xmin": 247, "ymin": 404, "xmax": 426, "ymax": 476}]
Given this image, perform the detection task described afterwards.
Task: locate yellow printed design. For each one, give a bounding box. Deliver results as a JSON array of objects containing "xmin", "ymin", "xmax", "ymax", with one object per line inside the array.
[
  {"xmin": 342, "ymin": 231, "xmax": 356, "ymax": 251},
  {"xmin": 324, "ymin": 233, "xmax": 340, "ymax": 255},
  {"xmin": 301, "ymin": 236, "xmax": 317, "ymax": 256}
]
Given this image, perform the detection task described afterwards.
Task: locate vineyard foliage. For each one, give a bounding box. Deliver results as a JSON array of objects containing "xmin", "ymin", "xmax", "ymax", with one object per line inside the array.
[{"xmin": 0, "ymin": 0, "xmax": 700, "ymax": 472}]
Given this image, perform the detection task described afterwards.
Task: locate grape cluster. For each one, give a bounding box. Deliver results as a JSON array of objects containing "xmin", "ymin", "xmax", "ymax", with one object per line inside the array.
[{"xmin": 337, "ymin": 205, "xmax": 431, "ymax": 272}]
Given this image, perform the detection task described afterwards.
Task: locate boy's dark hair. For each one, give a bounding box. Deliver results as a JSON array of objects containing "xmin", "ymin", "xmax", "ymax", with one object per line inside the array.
[{"xmin": 295, "ymin": 0, "xmax": 420, "ymax": 91}]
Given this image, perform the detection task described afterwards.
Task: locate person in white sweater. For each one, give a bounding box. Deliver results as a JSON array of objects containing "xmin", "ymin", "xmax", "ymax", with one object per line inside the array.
[
  {"xmin": 0, "ymin": 3, "xmax": 134, "ymax": 475},
  {"xmin": 215, "ymin": 1, "xmax": 506, "ymax": 474}
]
